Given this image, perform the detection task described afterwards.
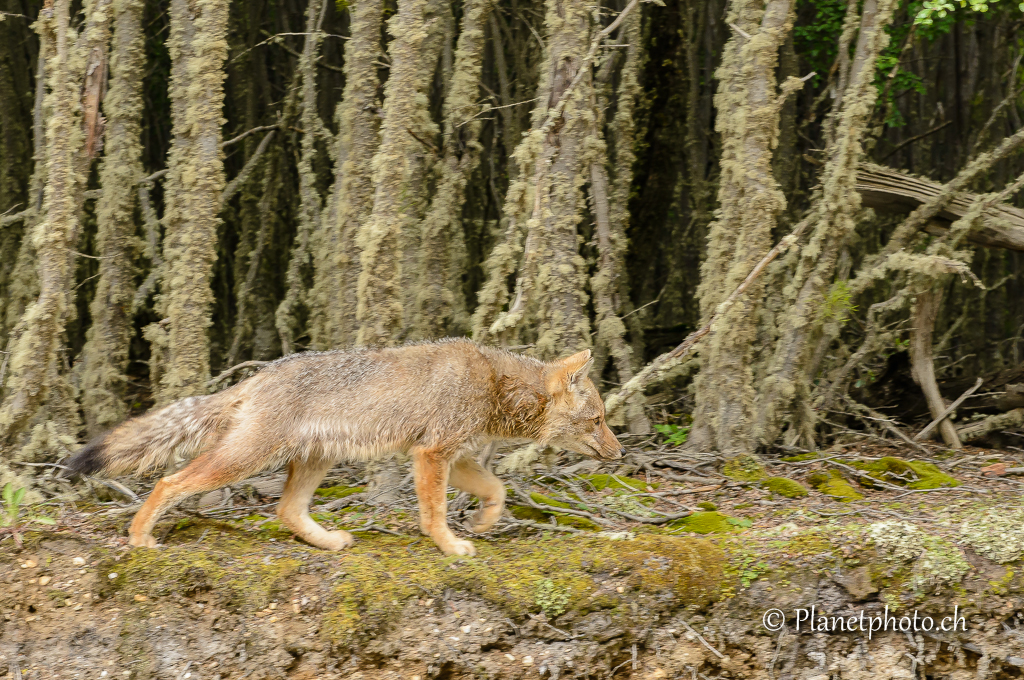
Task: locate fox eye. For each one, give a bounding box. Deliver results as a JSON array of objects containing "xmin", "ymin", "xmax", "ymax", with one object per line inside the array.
[{"xmin": 592, "ymin": 417, "xmax": 601, "ymax": 427}]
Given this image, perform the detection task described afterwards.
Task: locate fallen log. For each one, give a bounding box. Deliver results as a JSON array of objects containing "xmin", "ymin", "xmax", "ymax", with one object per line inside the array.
[{"xmin": 856, "ymin": 163, "xmax": 1024, "ymax": 251}]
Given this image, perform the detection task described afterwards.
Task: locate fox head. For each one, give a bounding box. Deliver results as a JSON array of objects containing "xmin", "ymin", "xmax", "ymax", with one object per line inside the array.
[{"xmin": 539, "ymin": 349, "xmax": 625, "ymax": 461}]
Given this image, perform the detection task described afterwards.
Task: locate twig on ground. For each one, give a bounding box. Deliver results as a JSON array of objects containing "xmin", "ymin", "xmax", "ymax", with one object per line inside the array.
[{"xmin": 915, "ymin": 377, "xmax": 983, "ymax": 441}]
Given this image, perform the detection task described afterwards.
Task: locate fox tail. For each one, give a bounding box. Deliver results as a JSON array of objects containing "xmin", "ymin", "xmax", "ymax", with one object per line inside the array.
[{"xmin": 65, "ymin": 392, "xmax": 237, "ymax": 477}]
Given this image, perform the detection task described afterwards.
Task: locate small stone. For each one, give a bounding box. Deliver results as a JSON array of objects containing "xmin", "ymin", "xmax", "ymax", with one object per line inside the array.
[
  {"xmin": 268, "ymin": 603, "xmax": 277, "ymax": 610},
  {"xmin": 22, "ymin": 560, "xmax": 37, "ymax": 569},
  {"xmin": 412, "ymin": 676, "xmax": 421, "ymax": 680},
  {"xmin": 101, "ymin": 673, "xmax": 108, "ymax": 678},
  {"xmin": 269, "ymin": 616, "xmax": 278, "ymax": 623},
  {"xmin": 134, "ymin": 594, "xmax": 147, "ymax": 602},
  {"xmin": 424, "ymin": 598, "xmax": 434, "ymax": 606},
  {"xmin": 108, "ymin": 573, "xmax": 118, "ymax": 580},
  {"xmin": 292, "ymin": 604, "xmax": 300, "ymax": 614},
  {"xmin": 523, "ymin": 656, "xmax": 533, "ymax": 665},
  {"xmin": 184, "ymin": 674, "xmax": 191, "ymax": 679},
  {"xmin": 504, "ymin": 654, "xmax": 515, "ymax": 661},
  {"xmin": 72, "ymin": 557, "xmax": 86, "ymax": 566},
  {"xmin": 449, "ymin": 636, "xmax": 459, "ymax": 641},
  {"xmin": 484, "ymin": 627, "xmax": 492, "ymax": 633},
  {"xmin": 616, "ymin": 586, "xmax": 624, "ymax": 593},
  {"xmin": 461, "ymin": 625, "xmax": 471, "ymax": 634},
  {"xmin": 79, "ymin": 569, "xmax": 86, "ymax": 575}
]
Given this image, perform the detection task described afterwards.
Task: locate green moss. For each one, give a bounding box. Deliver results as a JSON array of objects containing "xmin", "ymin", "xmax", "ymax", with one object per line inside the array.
[
  {"xmin": 761, "ymin": 477, "xmax": 809, "ymax": 498},
  {"xmin": 667, "ymin": 511, "xmax": 744, "ymax": 535},
  {"xmin": 579, "ymin": 474, "xmax": 655, "ymax": 491},
  {"xmin": 780, "ymin": 452, "xmax": 820, "ymax": 462},
  {"xmin": 103, "ymin": 521, "xmax": 301, "ymax": 611},
  {"xmin": 808, "ymin": 470, "xmax": 864, "ymax": 501},
  {"xmin": 721, "ymin": 455, "xmax": 768, "ymax": 482},
  {"xmin": 850, "ymin": 457, "xmax": 959, "ymax": 490},
  {"xmin": 697, "ymin": 501, "xmax": 717, "ymax": 511},
  {"xmin": 510, "ymin": 503, "xmax": 601, "ymax": 530},
  {"xmin": 320, "ymin": 533, "xmax": 724, "ymax": 647},
  {"xmin": 315, "ymin": 485, "xmax": 366, "ymax": 499}
]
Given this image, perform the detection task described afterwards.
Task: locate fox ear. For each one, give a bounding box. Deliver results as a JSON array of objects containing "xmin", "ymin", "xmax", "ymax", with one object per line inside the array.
[{"xmin": 549, "ymin": 349, "xmax": 593, "ymax": 393}]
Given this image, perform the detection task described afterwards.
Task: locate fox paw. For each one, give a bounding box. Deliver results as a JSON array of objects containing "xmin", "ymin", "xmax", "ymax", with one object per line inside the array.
[
  {"xmin": 128, "ymin": 534, "xmax": 158, "ymax": 549},
  {"xmin": 319, "ymin": 530, "xmax": 355, "ymax": 551},
  {"xmin": 465, "ymin": 517, "xmax": 497, "ymax": 534},
  {"xmin": 440, "ymin": 539, "xmax": 476, "ymax": 557}
]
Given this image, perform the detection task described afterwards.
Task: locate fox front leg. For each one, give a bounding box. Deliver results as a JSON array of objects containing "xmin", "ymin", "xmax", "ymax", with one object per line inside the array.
[
  {"xmin": 411, "ymin": 447, "xmax": 476, "ymax": 556},
  {"xmin": 449, "ymin": 456, "xmax": 506, "ymax": 533}
]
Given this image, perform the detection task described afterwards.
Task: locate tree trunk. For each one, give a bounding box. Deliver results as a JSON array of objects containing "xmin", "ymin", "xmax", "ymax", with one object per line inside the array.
[
  {"xmin": 0, "ymin": 0, "xmax": 85, "ymax": 448},
  {"xmin": 356, "ymin": 0, "xmax": 447, "ymax": 346},
  {"xmin": 276, "ymin": 0, "xmax": 327, "ymax": 356},
  {"xmin": 688, "ymin": 0, "xmax": 795, "ymax": 457},
  {"xmin": 79, "ymin": 0, "xmax": 146, "ymax": 435},
  {"xmin": 310, "ymin": 0, "xmax": 383, "ymax": 350},
  {"xmin": 152, "ymin": 0, "xmax": 229, "ymax": 404},
  {"xmin": 909, "ymin": 287, "xmax": 962, "ymax": 448},
  {"xmin": 530, "ymin": 0, "xmax": 592, "ymax": 358},
  {"xmin": 413, "ymin": 0, "xmax": 495, "ymax": 340}
]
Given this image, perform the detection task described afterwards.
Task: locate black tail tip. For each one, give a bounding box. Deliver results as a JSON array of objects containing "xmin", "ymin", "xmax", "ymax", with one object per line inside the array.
[{"xmin": 62, "ymin": 436, "xmax": 107, "ymax": 477}]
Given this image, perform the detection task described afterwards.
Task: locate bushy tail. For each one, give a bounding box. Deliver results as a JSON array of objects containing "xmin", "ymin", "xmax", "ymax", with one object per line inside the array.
[{"xmin": 65, "ymin": 392, "xmax": 237, "ymax": 477}]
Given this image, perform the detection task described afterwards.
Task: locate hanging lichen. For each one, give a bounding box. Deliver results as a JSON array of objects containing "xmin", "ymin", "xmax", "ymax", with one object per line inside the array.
[
  {"xmin": 151, "ymin": 0, "xmax": 229, "ymax": 404},
  {"xmin": 78, "ymin": 0, "xmax": 146, "ymax": 435}
]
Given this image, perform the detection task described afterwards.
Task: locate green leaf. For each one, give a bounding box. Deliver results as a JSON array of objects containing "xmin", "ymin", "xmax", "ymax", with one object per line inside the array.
[
  {"xmin": 2, "ymin": 482, "xmax": 13, "ymax": 507},
  {"xmin": 13, "ymin": 487, "xmax": 25, "ymax": 507}
]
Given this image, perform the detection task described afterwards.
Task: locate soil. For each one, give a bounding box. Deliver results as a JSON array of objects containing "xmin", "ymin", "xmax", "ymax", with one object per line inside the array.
[{"xmin": 2, "ymin": 442, "xmax": 1024, "ymax": 679}]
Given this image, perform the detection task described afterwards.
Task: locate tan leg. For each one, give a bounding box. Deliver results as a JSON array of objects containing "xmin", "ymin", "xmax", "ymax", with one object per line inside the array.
[
  {"xmin": 449, "ymin": 456, "xmax": 506, "ymax": 533},
  {"xmin": 411, "ymin": 446, "xmax": 475, "ymax": 556},
  {"xmin": 128, "ymin": 452, "xmax": 253, "ymax": 548},
  {"xmin": 277, "ymin": 459, "xmax": 353, "ymax": 550}
]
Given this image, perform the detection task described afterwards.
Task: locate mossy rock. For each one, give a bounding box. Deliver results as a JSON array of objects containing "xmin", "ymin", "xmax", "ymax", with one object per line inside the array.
[
  {"xmin": 667, "ymin": 511, "xmax": 746, "ymax": 535},
  {"xmin": 320, "ymin": 533, "xmax": 725, "ymax": 647},
  {"xmin": 761, "ymin": 477, "xmax": 809, "ymax": 499},
  {"xmin": 696, "ymin": 501, "xmax": 717, "ymax": 511},
  {"xmin": 808, "ymin": 470, "xmax": 863, "ymax": 501},
  {"xmin": 315, "ymin": 485, "xmax": 366, "ymax": 499},
  {"xmin": 579, "ymin": 474, "xmax": 655, "ymax": 492},
  {"xmin": 721, "ymin": 455, "xmax": 768, "ymax": 482},
  {"xmin": 850, "ymin": 457, "xmax": 959, "ymax": 490}
]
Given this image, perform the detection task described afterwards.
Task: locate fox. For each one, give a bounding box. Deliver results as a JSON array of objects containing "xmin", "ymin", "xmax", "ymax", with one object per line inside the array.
[{"xmin": 64, "ymin": 339, "xmax": 624, "ymax": 556}]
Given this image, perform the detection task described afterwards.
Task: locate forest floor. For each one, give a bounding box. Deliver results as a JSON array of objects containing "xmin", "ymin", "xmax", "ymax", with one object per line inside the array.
[{"xmin": 2, "ymin": 441, "xmax": 1024, "ymax": 679}]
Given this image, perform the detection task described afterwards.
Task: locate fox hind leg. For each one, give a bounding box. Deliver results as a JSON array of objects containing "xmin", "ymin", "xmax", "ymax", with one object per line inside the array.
[
  {"xmin": 412, "ymin": 446, "xmax": 475, "ymax": 556},
  {"xmin": 128, "ymin": 451, "xmax": 256, "ymax": 548},
  {"xmin": 449, "ymin": 456, "xmax": 506, "ymax": 534},
  {"xmin": 277, "ymin": 459, "xmax": 353, "ymax": 550}
]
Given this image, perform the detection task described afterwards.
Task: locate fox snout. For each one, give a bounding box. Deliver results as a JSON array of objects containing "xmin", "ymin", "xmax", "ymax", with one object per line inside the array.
[{"xmin": 595, "ymin": 423, "xmax": 625, "ymax": 460}]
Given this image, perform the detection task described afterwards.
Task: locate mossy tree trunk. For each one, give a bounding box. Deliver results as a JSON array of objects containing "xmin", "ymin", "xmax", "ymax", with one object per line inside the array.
[
  {"xmin": 309, "ymin": 0, "xmax": 384, "ymax": 351},
  {"xmin": 687, "ymin": 0, "xmax": 796, "ymax": 458},
  {"xmin": 78, "ymin": 0, "xmax": 146, "ymax": 435},
  {"xmin": 150, "ymin": 0, "xmax": 228, "ymax": 404},
  {"xmin": 356, "ymin": 0, "xmax": 445, "ymax": 346},
  {"xmin": 0, "ymin": 0, "xmax": 93, "ymax": 448},
  {"xmin": 275, "ymin": 0, "xmax": 327, "ymax": 356},
  {"xmin": 754, "ymin": 0, "xmax": 896, "ymax": 447},
  {"xmin": 412, "ymin": 0, "xmax": 494, "ymax": 340}
]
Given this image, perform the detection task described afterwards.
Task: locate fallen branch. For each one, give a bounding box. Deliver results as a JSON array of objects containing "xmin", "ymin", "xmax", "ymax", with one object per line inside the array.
[
  {"xmin": 957, "ymin": 408, "xmax": 1024, "ymax": 443},
  {"xmin": 915, "ymin": 377, "xmax": 983, "ymax": 441},
  {"xmin": 605, "ymin": 215, "xmax": 814, "ymax": 417}
]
